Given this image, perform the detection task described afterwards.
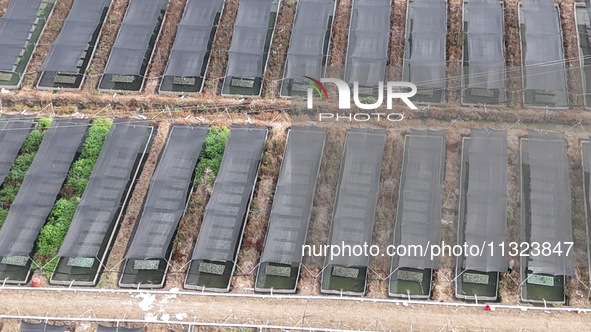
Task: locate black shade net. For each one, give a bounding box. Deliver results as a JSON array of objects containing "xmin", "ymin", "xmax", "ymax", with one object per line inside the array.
[
  {"xmin": 19, "ymin": 322, "xmax": 67, "ymax": 332},
  {"xmin": 284, "ymin": 0, "xmax": 335, "ymax": 79},
  {"xmin": 326, "ymin": 128, "xmax": 385, "ymax": 268},
  {"xmin": 0, "ymin": 118, "xmax": 90, "ymax": 258},
  {"xmin": 0, "ymin": 0, "xmax": 44, "ymax": 72},
  {"xmin": 39, "ymin": 0, "xmax": 111, "ymax": 73},
  {"xmin": 465, "ymin": 0, "xmax": 505, "ymax": 90},
  {"xmin": 406, "ymin": 0, "xmax": 447, "ymax": 88},
  {"xmin": 521, "ymin": 0, "xmax": 567, "ymax": 92},
  {"xmin": 226, "ymin": 0, "xmax": 274, "ymax": 78},
  {"xmin": 464, "ymin": 129, "xmax": 508, "ymax": 272},
  {"xmin": 526, "ymin": 131, "xmax": 574, "ymax": 276},
  {"xmin": 345, "ymin": 0, "xmax": 391, "ymax": 86},
  {"xmin": 396, "ymin": 129, "xmax": 445, "ymax": 270},
  {"xmin": 103, "ymin": 0, "xmax": 168, "ymax": 76},
  {"xmin": 260, "ymin": 127, "xmax": 326, "ymax": 266},
  {"xmin": 124, "ymin": 125, "xmax": 208, "ymax": 260},
  {"xmin": 0, "ymin": 114, "xmax": 35, "ymax": 186},
  {"xmin": 191, "ymin": 125, "xmax": 268, "ymax": 262},
  {"xmin": 164, "ymin": 0, "xmax": 224, "ymax": 78},
  {"xmin": 58, "ymin": 120, "xmax": 153, "ymax": 259}
]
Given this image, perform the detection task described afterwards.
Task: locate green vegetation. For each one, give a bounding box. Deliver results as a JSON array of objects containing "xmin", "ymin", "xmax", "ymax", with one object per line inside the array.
[
  {"xmin": 34, "ymin": 119, "xmax": 112, "ymax": 275},
  {"xmin": 0, "ymin": 119, "xmax": 52, "ymax": 228},
  {"xmin": 194, "ymin": 126, "xmax": 230, "ymax": 185}
]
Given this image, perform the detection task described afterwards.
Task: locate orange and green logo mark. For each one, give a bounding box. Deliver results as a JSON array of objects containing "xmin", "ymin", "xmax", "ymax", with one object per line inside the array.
[{"xmin": 303, "ymin": 76, "xmax": 328, "ymax": 99}]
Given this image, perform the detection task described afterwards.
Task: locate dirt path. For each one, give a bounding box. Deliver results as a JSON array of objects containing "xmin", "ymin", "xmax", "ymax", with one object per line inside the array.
[{"xmin": 0, "ymin": 290, "xmax": 589, "ymax": 331}]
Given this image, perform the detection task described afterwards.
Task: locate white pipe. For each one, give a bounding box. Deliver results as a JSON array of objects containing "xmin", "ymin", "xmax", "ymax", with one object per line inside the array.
[{"xmin": 1, "ymin": 285, "xmax": 590, "ymax": 314}]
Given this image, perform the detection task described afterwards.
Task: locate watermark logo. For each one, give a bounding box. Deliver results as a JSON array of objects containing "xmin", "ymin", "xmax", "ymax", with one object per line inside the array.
[{"xmin": 304, "ymin": 77, "xmax": 418, "ymax": 110}]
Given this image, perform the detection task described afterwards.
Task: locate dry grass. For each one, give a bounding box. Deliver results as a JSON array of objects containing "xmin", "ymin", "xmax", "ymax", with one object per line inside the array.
[
  {"xmin": 21, "ymin": 0, "xmax": 74, "ymax": 89},
  {"xmin": 262, "ymin": 0, "xmax": 297, "ymax": 98},
  {"xmin": 327, "ymin": 0, "xmax": 351, "ymax": 69},
  {"xmin": 387, "ymin": 0, "xmax": 407, "ymax": 81},
  {"xmin": 143, "ymin": 0, "xmax": 189, "ymax": 94},
  {"xmin": 366, "ymin": 131, "xmax": 404, "ymax": 298},
  {"xmin": 504, "ymin": 0, "xmax": 523, "ymax": 107},
  {"xmin": 560, "ymin": 0, "xmax": 585, "ymax": 108},
  {"xmin": 445, "ymin": 0, "xmax": 463, "ymax": 104},
  {"xmin": 202, "ymin": 0, "xmax": 239, "ymax": 95},
  {"xmin": 298, "ymin": 126, "xmax": 347, "ymax": 295},
  {"xmin": 0, "ymin": 0, "xmax": 9, "ymax": 16},
  {"xmin": 97, "ymin": 121, "xmax": 171, "ymax": 288},
  {"xmin": 82, "ymin": 0, "xmax": 131, "ymax": 91},
  {"xmin": 233, "ymin": 123, "xmax": 288, "ymax": 291}
]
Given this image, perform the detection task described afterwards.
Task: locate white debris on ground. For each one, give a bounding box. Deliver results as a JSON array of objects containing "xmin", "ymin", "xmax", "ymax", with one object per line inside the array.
[
  {"xmin": 169, "ymin": 287, "xmax": 180, "ymax": 293},
  {"xmin": 160, "ymin": 314, "xmax": 170, "ymax": 321},
  {"xmin": 134, "ymin": 293, "xmax": 156, "ymax": 311},
  {"xmin": 144, "ymin": 313, "xmax": 158, "ymax": 321},
  {"xmin": 79, "ymin": 323, "xmax": 92, "ymax": 330},
  {"xmin": 159, "ymin": 294, "xmax": 177, "ymax": 304},
  {"xmin": 175, "ymin": 313, "xmax": 188, "ymax": 321}
]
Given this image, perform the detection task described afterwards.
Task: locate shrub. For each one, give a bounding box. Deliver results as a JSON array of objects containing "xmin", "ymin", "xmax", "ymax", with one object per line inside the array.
[{"xmin": 194, "ymin": 126, "xmax": 230, "ymax": 184}]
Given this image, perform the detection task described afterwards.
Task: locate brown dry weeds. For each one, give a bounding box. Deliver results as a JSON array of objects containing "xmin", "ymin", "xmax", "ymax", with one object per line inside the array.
[
  {"xmin": 366, "ymin": 131, "xmax": 404, "ymax": 298},
  {"xmin": 202, "ymin": 0, "xmax": 239, "ymax": 95},
  {"xmin": 327, "ymin": 0, "xmax": 351, "ymax": 69},
  {"xmin": 504, "ymin": 0, "xmax": 523, "ymax": 107},
  {"xmin": 387, "ymin": 0, "xmax": 407, "ymax": 81},
  {"xmin": 298, "ymin": 126, "xmax": 347, "ymax": 296},
  {"xmin": 82, "ymin": 0, "xmax": 131, "ymax": 91},
  {"xmin": 233, "ymin": 122, "xmax": 288, "ymax": 291},
  {"xmin": 97, "ymin": 122, "xmax": 171, "ymax": 288},
  {"xmin": 262, "ymin": 0, "xmax": 296, "ymax": 98},
  {"xmin": 446, "ymin": 0, "xmax": 463, "ymax": 104},
  {"xmin": 143, "ymin": 0, "xmax": 189, "ymax": 94},
  {"xmin": 560, "ymin": 0, "xmax": 585, "ymax": 108}
]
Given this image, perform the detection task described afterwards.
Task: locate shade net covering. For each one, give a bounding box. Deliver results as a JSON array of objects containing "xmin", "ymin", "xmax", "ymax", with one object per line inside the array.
[
  {"xmin": 191, "ymin": 125, "xmax": 267, "ymax": 262},
  {"xmin": 0, "ymin": 0, "xmax": 44, "ymax": 71},
  {"xmin": 587, "ymin": 0, "xmax": 591, "ymax": 25},
  {"xmin": 0, "ymin": 115, "xmax": 35, "ymax": 186},
  {"xmin": 326, "ymin": 128, "xmax": 385, "ymax": 268},
  {"xmin": 97, "ymin": 326, "xmax": 143, "ymax": 332},
  {"xmin": 39, "ymin": 0, "xmax": 111, "ymax": 73},
  {"xmin": 525, "ymin": 131, "xmax": 574, "ymax": 276},
  {"xmin": 464, "ymin": 129, "xmax": 508, "ymax": 272},
  {"xmin": 58, "ymin": 120, "xmax": 152, "ymax": 259},
  {"xmin": 260, "ymin": 127, "xmax": 326, "ymax": 265},
  {"xmin": 521, "ymin": 0, "xmax": 567, "ymax": 92},
  {"xmin": 125, "ymin": 125, "xmax": 208, "ymax": 260},
  {"xmin": 226, "ymin": 0, "xmax": 274, "ymax": 78},
  {"xmin": 284, "ymin": 0, "xmax": 335, "ymax": 79},
  {"xmin": 465, "ymin": 0, "xmax": 505, "ymax": 90},
  {"xmin": 396, "ymin": 130, "xmax": 445, "ymax": 270},
  {"xmin": 103, "ymin": 0, "xmax": 168, "ymax": 76},
  {"xmin": 344, "ymin": 0, "xmax": 390, "ymax": 86},
  {"xmin": 406, "ymin": 0, "xmax": 447, "ymax": 88},
  {"xmin": 19, "ymin": 322, "xmax": 66, "ymax": 332},
  {"xmin": 0, "ymin": 118, "xmax": 90, "ymax": 258},
  {"xmin": 164, "ymin": 0, "xmax": 224, "ymax": 78}
]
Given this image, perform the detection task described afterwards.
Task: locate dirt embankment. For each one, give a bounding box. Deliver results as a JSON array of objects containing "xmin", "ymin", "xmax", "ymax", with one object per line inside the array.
[
  {"xmin": 97, "ymin": 121, "xmax": 171, "ymax": 288},
  {"xmin": 504, "ymin": 0, "xmax": 523, "ymax": 107},
  {"xmin": 298, "ymin": 126, "xmax": 347, "ymax": 295},
  {"xmin": 82, "ymin": 0, "xmax": 131, "ymax": 91},
  {"xmin": 22, "ymin": 0, "xmax": 74, "ymax": 89},
  {"xmin": 445, "ymin": 0, "xmax": 463, "ymax": 105},
  {"xmin": 366, "ymin": 131, "xmax": 404, "ymax": 298},
  {"xmin": 327, "ymin": 0, "xmax": 351, "ymax": 74},
  {"xmin": 202, "ymin": 0, "xmax": 239, "ymax": 95},
  {"xmin": 143, "ymin": 0, "xmax": 189, "ymax": 94},
  {"xmin": 233, "ymin": 120, "xmax": 289, "ymax": 290},
  {"xmin": 387, "ymin": 0, "xmax": 407, "ymax": 80},
  {"xmin": 560, "ymin": 0, "xmax": 585, "ymax": 108},
  {"xmin": 262, "ymin": 1, "xmax": 296, "ymax": 98}
]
